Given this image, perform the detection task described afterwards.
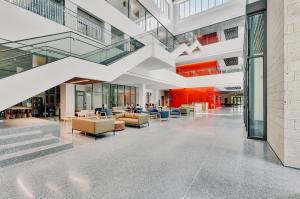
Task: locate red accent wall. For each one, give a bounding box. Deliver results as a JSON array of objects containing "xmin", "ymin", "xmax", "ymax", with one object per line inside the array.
[
  {"xmin": 169, "ymin": 87, "xmax": 221, "ymax": 109},
  {"xmin": 176, "ymin": 60, "xmax": 220, "ymax": 77},
  {"xmin": 198, "ymin": 32, "xmax": 219, "ymax": 45}
]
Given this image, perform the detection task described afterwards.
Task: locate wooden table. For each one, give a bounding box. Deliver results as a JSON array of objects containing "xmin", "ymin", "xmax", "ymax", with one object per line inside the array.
[{"xmin": 114, "ymin": 120, "xmax": 125, "ymax": 131}]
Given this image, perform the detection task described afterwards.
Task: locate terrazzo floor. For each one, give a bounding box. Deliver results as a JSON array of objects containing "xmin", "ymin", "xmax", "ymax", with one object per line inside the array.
[{"xmin": 1, "ymin": 108, "xmax": 300, "ymax": 199}]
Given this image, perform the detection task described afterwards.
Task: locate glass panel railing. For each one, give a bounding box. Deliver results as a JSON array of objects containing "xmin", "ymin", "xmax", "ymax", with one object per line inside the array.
[
  {"xmin": 0, "ymin": 31, "xmax": 145, "ymax": 79},
  {"xmin": 5, "ymin": 0, "xmax": 126, "ymax": 45},
  {"xmin": 106, "ymin": 0, "xmax": 175, "ymax": 51},
  {"xmin": 83, "ymin": 36, "xmax": 144, "ymax": 65}
]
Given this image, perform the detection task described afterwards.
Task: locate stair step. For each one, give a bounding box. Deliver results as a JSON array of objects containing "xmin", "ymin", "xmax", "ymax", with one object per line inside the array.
[
  {"xmin": 0, "ymin": 135, "xmax": 59, "ymax": 155},
  {"xmin": 0, "ymin": 130, "xmax": 45, "ymax": 145},
  {"xmin": 0, "ymin": 141, "xmax": 73, "ymax": 168},
  {"xmin": 0, "ymin": 124, "xmax": 57, "ymax": 136}
]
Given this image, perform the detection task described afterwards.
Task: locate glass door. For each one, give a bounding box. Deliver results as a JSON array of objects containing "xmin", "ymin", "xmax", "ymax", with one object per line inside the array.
[
  {"xmin": 75, "ymin": 91, "xmax": 85, "ymax": 111},
  {"xmin": 246, "ymin": 10, "xmax": 266, "ymax": 140}
]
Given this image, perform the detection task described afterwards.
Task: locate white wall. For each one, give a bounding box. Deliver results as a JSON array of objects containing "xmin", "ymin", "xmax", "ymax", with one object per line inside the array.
[
  {"xmin": 60, "ymin": 83, "xmax": 75, "ymax": 118},
  {"xmin": 187, "ymin": 72, "xmax": 243, "ymax": 88},
  {"xmin": 0, "ymin": 1, "xmax": 70, "ymax": 40}
]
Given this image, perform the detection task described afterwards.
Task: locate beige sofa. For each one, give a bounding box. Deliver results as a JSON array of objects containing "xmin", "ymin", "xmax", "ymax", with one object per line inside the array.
[
  {"xmin": 72, "ymin": 117, "xmax": 115, "ymax": 136},
  {"xmin": 115, "ymin": 113, "xmax": 149, "ymax": 127}
]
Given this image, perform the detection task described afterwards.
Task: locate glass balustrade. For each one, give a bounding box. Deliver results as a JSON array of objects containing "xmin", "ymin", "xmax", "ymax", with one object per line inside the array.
[
  {"xmin": 0, "ymin": 31, "xmax": 145, "ymax": 79},
  {"xmin": 106, "ymin": 0, "xmax": 175, "ymax": 51}
]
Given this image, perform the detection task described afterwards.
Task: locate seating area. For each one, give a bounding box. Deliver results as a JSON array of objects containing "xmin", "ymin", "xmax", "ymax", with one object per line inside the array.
[{"xmin": 70, "ymin": 105, "xmax": 197, "ymax": 139}]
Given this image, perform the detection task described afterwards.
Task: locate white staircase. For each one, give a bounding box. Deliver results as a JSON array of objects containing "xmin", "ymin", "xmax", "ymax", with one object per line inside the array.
[{"xmin": 0, "ymin": 128, "xmax": 72, "ymax": 168}]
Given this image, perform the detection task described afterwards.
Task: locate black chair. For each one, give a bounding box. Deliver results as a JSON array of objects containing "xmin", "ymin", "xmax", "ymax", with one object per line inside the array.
[{"xmin": 94, "ymin": 108, "xmax": 102, "ymax": 115}]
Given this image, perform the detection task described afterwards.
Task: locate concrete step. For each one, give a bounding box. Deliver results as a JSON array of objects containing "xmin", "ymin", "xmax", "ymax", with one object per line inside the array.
[
  {"xmin": 0, "ymin": 140, "xmax": 73, "ymax": 168},
  {"xmin": 0, "ymin": 125, "xmax": 58, "ymax": 136},
  {"xmin": 0, "ymin": 130, "xmax": 45, "ymax": 145},
  {"xmin": 0, "ymin": 135, "xmax": 59, "ymax": 155}
]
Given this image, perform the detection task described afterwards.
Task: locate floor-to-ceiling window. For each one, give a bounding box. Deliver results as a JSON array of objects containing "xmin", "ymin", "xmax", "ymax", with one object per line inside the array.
[
  {"xmin": 110, "ymin": 84, "xmax": 118, "ymax": 108},
  {"xmin": 75, "ymin": 83, "xmax": 138, "ymax": 110},
  {"xmin": 246, "ymin": 8, "xmax": 266, "ymax": 139},
  {"xmin": 179, "ymin": 0, "xmax": 230, "ymax": 19},
  {"xmin": 117, "ymin": 85, "xmax": 125, "ymax": 107},
  {"xmin": 75, "ymin": 84, "xmax": 92, "ymax": 111},
  {"xmin": 92, "ymin": 83, "xmax": 102, "ymax": 109},
  {"xmin": 102, "ymin": 83, "xmax": 110, "ymax": 108}
]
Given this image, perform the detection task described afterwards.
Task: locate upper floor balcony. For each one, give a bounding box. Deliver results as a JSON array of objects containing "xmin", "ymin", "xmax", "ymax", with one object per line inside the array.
[{"xmin": 5, "ymin": 0, "xmax": 128, "ymax": 46}]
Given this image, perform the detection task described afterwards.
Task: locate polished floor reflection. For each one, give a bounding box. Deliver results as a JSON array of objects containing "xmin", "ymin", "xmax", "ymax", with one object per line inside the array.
[{"xmin": 0, "ymin": 108, "xmax": 300, "ymax": 199}]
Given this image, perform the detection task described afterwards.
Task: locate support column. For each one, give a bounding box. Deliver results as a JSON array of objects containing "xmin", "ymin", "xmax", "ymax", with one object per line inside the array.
[
  {"xmin": 60, "ymin": 83, "xmax": 75, "ymax": 119},
  {"xmin": 152, "ymin": 89, "xmax": 160, "ymax": 106},
  {"xmin": 138, "ymin": 83, "xmax": 146, "ymax": 109}
]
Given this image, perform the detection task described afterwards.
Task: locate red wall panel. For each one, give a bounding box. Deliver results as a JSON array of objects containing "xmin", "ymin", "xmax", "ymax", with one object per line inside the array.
[
  {"xmin": 176, "ymin": 60, "xmax": 220, "ymax": 77},
  {"xmin": 198, "ymin": 32, "xmax": 219, "ymax": 45},
  {"xmin": 169, "ymin": 87, "xmax": 221, "ymax": 109}
]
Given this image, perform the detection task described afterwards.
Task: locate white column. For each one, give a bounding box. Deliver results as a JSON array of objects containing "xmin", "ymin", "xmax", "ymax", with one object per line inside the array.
[
  {"xmin": 152, "ymin": 89, "xmax": 160, "ymax": 106},
  {"xmin": 60, "ymin": 83, "xmax": 75, "ymax": 119},
  {"xmin": 138, "ymin": 83, "xmax": 146, "ymax": 109}
]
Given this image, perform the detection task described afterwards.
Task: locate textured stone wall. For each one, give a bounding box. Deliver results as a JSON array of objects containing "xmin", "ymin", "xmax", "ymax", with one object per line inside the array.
[
  {"xmin": 283, "ymin": 0, "xmax": 300, "ymax": 168},
  {"xmin": 267, "ymin": 0, "xmax": 285, "ymax": 162},
  {"xmin": 267, "ymin": 0, "xmax": 300, "ymax": 168}
]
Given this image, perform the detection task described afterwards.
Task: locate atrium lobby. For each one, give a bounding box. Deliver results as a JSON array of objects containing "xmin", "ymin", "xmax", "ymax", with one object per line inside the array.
[{"xmin": 1, "ymin": 0, "xmax": 300, "ymax": 198}]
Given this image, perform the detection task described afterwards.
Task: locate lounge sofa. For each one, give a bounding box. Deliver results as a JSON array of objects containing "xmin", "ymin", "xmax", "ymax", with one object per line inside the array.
[
  {"xmin": 170, "ymin": 108, "xmax": 181, "ymax": 118},
  {"xmin": 115, "ymin": 113, "xmax": 149, "ymax": 127},
  {"xmin": 72, "ymin": 117, "xmax": 115, "ymax": 137}
]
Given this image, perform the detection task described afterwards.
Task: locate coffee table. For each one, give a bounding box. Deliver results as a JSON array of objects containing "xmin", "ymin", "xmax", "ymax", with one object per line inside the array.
[{"xmin": 114, "ymin": 120, "xmax": 125, "ymax": 131}]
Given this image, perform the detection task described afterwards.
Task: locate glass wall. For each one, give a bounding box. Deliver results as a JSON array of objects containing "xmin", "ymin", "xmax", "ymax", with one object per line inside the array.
[
  {"xmin": 75, "ymin": 83, "xmax": 138, "ymax": 110},
  {"xmin": 106, "ymin": 0, "xmax": 174, "ymax": 51},
  {"xmin": 110, "ymin": 84, "xmax": 118, "ymax": 107},
  {"xmin": 153, "ymin": 0, "xmax": 169, "ymax": 18},
  {"xmin": 102, "ymin": 84, "xmax": 110, "ymax": 108},
  {"xmin": 246, "ymin": 12, "xmax": 266, "ymax": 139},
  {"xmin": 179, "ymin": 0, "xmax": 230, "ymax": 19},
  {"xmin": 117, "ymin": 85, "xmax": 124, "ymax": 107}
]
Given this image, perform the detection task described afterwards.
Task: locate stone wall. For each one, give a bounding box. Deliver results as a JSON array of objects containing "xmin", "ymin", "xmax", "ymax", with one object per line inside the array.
[
  {"xmin": 267, "ymin": 0, "xmax": 285, "ymax": 162},
  {"xmin": 267, "ymin": 0, "xmax": 300, "ymax": 168},
  {"xmin": 283, "ymin": 0, "xmax": 300, "ymax": 168}
]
